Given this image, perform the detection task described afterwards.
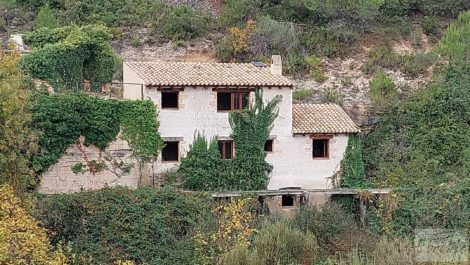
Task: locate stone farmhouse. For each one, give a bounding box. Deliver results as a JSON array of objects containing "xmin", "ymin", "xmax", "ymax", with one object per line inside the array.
[
  {"xmin": 123, "ymin": 56, "xmax": 359, "ymax": 190},
  {"xmin": 38, "ymin": 56, "xmax": 359, "ymax": 194}
]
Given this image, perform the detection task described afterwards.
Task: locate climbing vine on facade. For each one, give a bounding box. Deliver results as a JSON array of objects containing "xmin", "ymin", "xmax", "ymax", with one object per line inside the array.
[
  {"xmin": 179, "ymin": 90, "xmax": 281, "ymax": 191},
  {"xmin": 31, "ymin": 92, "xmax": 163, "ymax": 176},
  {"xmin": 339, "ymin": 134, "xmax": 368, "ymax": 188}
]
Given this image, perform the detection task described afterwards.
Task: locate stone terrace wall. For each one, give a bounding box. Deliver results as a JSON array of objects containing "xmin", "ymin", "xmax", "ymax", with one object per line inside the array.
[{"xmin": 38, "ymin": 136, "xmax": 149, "ymax": 194}]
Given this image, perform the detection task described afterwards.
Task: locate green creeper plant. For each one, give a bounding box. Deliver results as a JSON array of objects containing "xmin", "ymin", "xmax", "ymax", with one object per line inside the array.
[
  {"xmin": 179, "ymin": 90, "xmax": 282, "ymax": 191},
  {"xmin": 339, "ymin": 134, "xmax": 368, "ymax": 188},
  {"xmin": 31, "ymin": 92, "xmax": 163, "ymax": 176},
  {"xmin": 21, "ymin": 25, "xmax": 120, "ymax": 90}
]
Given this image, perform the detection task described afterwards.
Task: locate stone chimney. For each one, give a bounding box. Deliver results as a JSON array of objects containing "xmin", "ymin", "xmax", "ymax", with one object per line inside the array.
[{"xmin": 270, "ymin": 55, "xmax": 282, "ymax": 76}]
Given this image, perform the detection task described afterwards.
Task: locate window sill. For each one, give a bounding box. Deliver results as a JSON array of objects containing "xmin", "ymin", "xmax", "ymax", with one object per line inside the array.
[
  {"xmin": 162, "ymin": 160, "xmax": 180, "ymax": 163},
  {"xmin": 312, "ymin": 157, "xmax": 330, "ymax": 160},
  {"xmin": 161, "ymin": 107, "xmax": 179, "ymax": 110}
]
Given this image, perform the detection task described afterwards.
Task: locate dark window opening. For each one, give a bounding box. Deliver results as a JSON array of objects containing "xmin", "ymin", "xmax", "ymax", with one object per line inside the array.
[
  {"xmin": 282, "ymin": 195, "xmax": 294, "ymax": 207},
  {"xmin": 312, "ymin": 139, "xmax": 329, "ymax": 158},
  {"xmin": 162, "ymin": 141, "xmax": 179, "ymax": 162},
  {"xmin": 217, "ymin": 92, "xmax": 249, "ymax": 111},
  {"xmin": 264, "ymin": 139, "xmax": 273, "ymax": 152},
  {"xmin": 218, "ymin": 140, "xmax": 234, "ymax": 159},
  {"xmin": 217, "ymin": 92, "xmax": 232, "ymax": 111},
  {"xmin": 161, "ymin": 91, "xmax": 179, "ymax": 109}
]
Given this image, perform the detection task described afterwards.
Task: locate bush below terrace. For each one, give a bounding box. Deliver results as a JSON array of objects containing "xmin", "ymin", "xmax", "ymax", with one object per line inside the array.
[{"xmin": 35, "ymin": 186, "xmax": 212, "ymax": 264}]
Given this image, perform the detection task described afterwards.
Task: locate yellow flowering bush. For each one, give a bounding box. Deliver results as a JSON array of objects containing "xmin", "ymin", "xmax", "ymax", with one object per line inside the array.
[
  {"xmin": 0, "ymin": 185, "xmax": 65, "ymax": 264},
  {"xmin": 195, "ymin": 197, "xmax": 259, "ymax": 264},
  {"xmin": 229, "ymin": 20, "xmax": 256, "ymax": 54}
]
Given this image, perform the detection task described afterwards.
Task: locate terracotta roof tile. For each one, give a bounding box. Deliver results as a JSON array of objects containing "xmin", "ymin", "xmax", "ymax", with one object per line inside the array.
[
  {"xmin": 125, "ymin": 61, "xmax": 293, "ymax": 87},
  {"xmin": 292, "ymin": 104, "xmax": 360, "ymax": 134}
]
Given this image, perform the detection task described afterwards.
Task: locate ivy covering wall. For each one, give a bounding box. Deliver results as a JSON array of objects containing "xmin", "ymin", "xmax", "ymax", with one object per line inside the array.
[
  {"xmin": 339, "ymin": 134, "xmax": 367, "ymax": 188},
  {"xmin": 21, "ymin": 25, "xmax": 120, "ymax": 89},
  {"xmin": 179, "ymin": 90, "xmax": 282, "ymax": 191},
  {"xmin": 31, "ymin": 92, "xmax": 163, "ymax": 174}
]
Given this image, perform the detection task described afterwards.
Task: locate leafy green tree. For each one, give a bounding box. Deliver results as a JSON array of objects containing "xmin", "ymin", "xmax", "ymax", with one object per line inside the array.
[
  {"xmin": 0, "ymin": 49, "xmax": 38, "ymax": 193},
  {"xmin": 228, "ymin": 89, "xmax": 282, "ymax": 190},
  {"xmin": 35, "ymin": 4, "xmax": 59, "ymax": 29},
  {"xmin": 435, "ymin": 10, "xmax": 470, "ymax": 62},
  {"xmin": 179, "ymin": 133, "xmax": 222, "ymax": 190}
]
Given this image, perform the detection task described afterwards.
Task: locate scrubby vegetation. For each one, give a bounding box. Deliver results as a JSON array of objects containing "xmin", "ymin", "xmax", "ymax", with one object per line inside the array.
[{"xmin": 361, "ymin": 11, "xmax": 470, "ymax": 241}]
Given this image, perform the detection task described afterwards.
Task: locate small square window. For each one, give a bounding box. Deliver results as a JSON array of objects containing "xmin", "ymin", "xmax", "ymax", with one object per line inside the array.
[
  {"xmin": 162, "ymin": 141, "xmax": 179, "ymax": 162},
  {"xmin": 161, "ymin": 91, "xmax": 179, "ymax": 109},
  {"xmin": 312, "ymin": 139, "xmax": 329, "ymax": 158},
  {"xmin": 264, "ymin": 140, "xmax": 273, "ymax": 152},
  {"xmin": 282, "ymin": 195, "xmax": 294, "ymax": 207},
  {"xmin": 218, "ymin": 140, "xmax": 234, "ymax": 159}
]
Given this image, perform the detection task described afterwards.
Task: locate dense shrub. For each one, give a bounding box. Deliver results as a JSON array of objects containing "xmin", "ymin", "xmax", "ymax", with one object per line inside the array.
[
  {"xmin": 368, "ymin": 69, "xmax": 397, "ymax": 111},
  {"xmin": 293, "ymin": 88, "xmax": 314, "ymax": 102},
  {"xmin": 364, "ymin": 61, "xmax": 470, "ymax": 187},
  {"xmin": 249, "ymin": 16, "xmax": 299, "ymax": 57},
  {"xmin": 179, "ymin": 134, "xmax": 223, "ymax": 190},
  {"xmin": 35, "ymin": 4, "xmax": 58, "ymax": 29},
  {"xmin": 305, "ymin": 55, "xmax": 327, "ymax": 82},
  {"xmin": 338, "ymin": 237, "xmax": 414, "ymax": 265},
  {"xmin": 35, "ymin": 186, "xmax": 212, "ymax": 264},
  {"xmin": 291, "ymin": 202, "xmax": 368, "ymax": 256},
  {"xmin": 0, "ymin": 185, "xmax": 64, "ymax": 264},
  {"xmin": 384, "ymin": 184, "xmax": 470, "ymax": 236},
  {"xmin": 435, "ymin": 11, "xmax": 470, "ymax": 62},
  {"xmin": 152, "ymin": 5, "xmax": 208, "ymax": 41},
  {"xmin": 0, "ymin": 49, "xmax": 38, "ymax": 193},
  {"xmin": 362, "ymin": 44, "xmax": 401, "ymax": 75},
  {"xmin": 21, "ymin": 25, "xmax": 119, "ymax": 89},
  {"xmin": 221, "ymin": 221, "xmax": 317, "ymax": 265},
  {"xmin": 400, "ymin": 52, "xmax": 436, "ymax": 77},
  {"xmin": 219, "ymin": 0, "xmax": 261, "ymax": 27}
]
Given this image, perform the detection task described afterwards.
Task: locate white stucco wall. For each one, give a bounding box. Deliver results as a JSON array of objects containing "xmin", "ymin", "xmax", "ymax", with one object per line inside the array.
[
  {"xmin": 123, "ymin": 63, "xmax": 145, "ymax": 100},
  {"xmin": 139, "ymin": 85, "xmax": 348, "ymax": 189},
  {"xmin": 266, "ymin": 134, "xmax": 349, "ymax": 189},
  {"xmin": 146, "ymin": 86, "xmax": 294, "ymax": 175}
]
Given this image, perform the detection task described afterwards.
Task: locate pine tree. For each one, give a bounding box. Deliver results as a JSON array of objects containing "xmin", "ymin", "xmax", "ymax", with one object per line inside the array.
[{"xmin": 35, "ymin": 4, "xmax": 58, "ymax": 29}]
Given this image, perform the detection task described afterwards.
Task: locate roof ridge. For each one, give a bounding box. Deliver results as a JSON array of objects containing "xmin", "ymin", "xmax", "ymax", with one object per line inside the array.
[{"xmin": 125, "ymin": 60, "xmax": 293, "ymax": 87}]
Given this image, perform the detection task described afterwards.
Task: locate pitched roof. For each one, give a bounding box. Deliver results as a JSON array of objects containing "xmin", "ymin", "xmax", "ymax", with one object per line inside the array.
[
  {"xmin": 292, "ymin": 104, "xmax": 360, "ymax": 134},
  {"xmin": 125, "ymin": 61, "xmax": 293, "ymax": 87}
]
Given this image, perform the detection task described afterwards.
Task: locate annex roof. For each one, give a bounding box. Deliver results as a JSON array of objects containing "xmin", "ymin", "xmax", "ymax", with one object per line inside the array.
[
  {"xmin": 292, "ymin": 104, "xmax": 360, "ymax": 134},
  {"xmin": 125, "ymin": 61, "xmax": 293, "ymax": 87}
]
